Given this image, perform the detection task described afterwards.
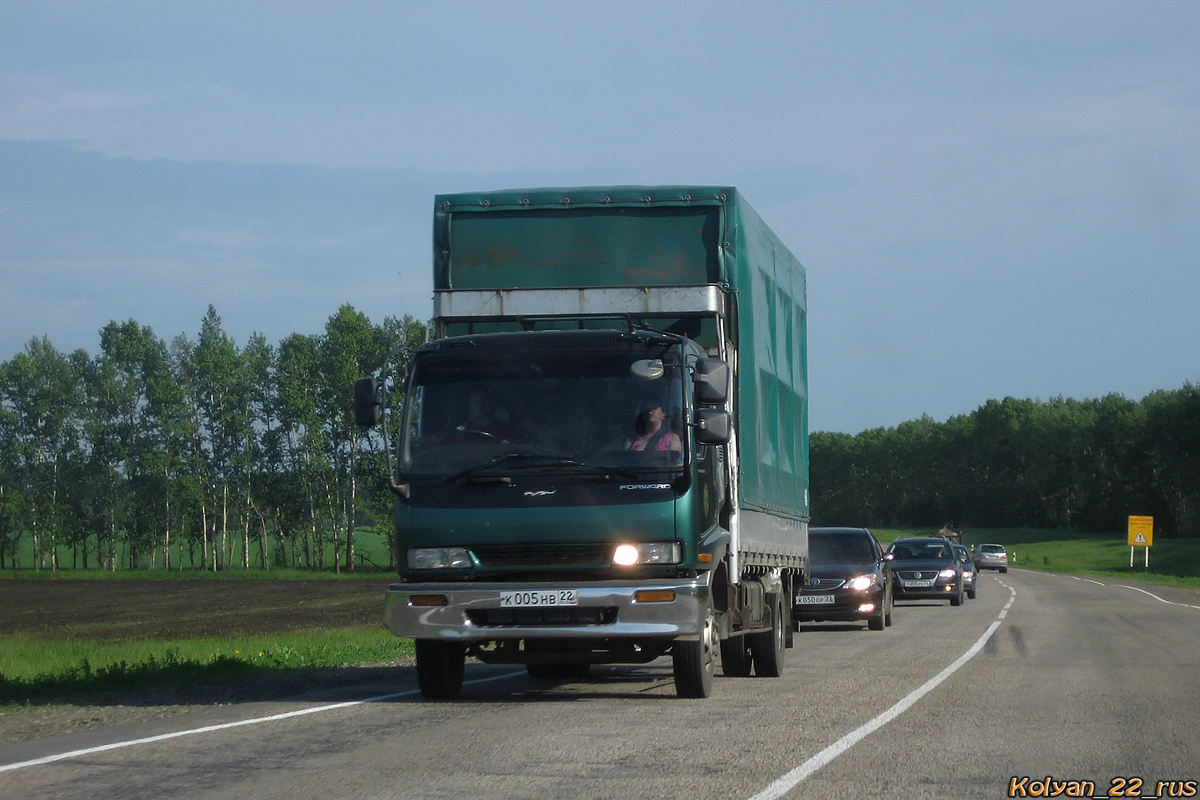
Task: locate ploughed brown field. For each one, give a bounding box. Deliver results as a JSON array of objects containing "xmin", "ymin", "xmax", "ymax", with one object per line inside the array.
[
  {"xmin": 0, "ymin": 577, "xmax": 407, "ymax": 745},
  {"xmin": 0, "ymin": 578, "xmax": 395, "ymax": 641}
]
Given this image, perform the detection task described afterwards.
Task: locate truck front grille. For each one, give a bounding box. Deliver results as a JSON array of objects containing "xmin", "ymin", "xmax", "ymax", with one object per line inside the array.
[
  {"xmin": 471, "ymin": 543, "xmax": 612, "ymax": 569},
  {"xmin": 466, "ymin": 606, "xmax": 618, "ymax": 627}
]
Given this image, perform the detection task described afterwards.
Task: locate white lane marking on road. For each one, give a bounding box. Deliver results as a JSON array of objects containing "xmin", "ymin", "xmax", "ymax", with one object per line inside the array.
[
  {"xmin": 1070, "ymin": 576, "xmax": 1106, "ymax": 585},
  {"xmin": 1117, "ymin": 584, "xmax": 1200, "ymax": 610},
  {"xmin": 747, "ymin": 581, "xmax": 1017, "ymax": 800},
  {"xmin": 0, "ymin": 671, "xmax": 524, "ymax": 774}
]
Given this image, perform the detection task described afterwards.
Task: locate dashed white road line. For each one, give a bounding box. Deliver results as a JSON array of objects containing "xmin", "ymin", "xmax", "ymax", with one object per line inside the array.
[
  {"xmin": 746, "ymin": 580, "xmax": 1017, "ymax": 800},
  {"xmin": 1117, "ymin": 584, "xmax": 1200, "ymax": 610},
  {"xmin": 1048, "ymin": 573, "xmax": 1198, "ymax": 609}
]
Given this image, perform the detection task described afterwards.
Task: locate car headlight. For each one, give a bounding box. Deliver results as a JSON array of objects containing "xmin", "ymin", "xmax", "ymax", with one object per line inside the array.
[
  {"xmin": 613, "ymin": 542, "xmax": 681, "ymax": 566},
  {"xmin": 939, "ymin": 568, "xmax": 957, "ymax": 579},
  {"xmin": 847, "ymin": 574, "xmax": 876, "ymax": 592},
  {"xmin": 408, "ymin": 547, "xmax": 473, "ymax": 570}
]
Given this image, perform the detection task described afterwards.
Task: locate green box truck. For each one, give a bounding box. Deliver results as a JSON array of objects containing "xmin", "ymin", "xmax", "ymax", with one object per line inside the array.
[{"xmin": 358, "ymin": 186, "xmax": 809, "ymax": 699}]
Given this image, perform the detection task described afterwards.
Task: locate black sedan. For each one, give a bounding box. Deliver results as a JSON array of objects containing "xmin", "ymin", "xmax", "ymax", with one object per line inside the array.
[
  {"xmin": 886, "ymin": 537, "xmax": 965, "ymax": 606},
  {"xmin": 794, "ymin": 527, "xmax": 894, "ymax": 630}
]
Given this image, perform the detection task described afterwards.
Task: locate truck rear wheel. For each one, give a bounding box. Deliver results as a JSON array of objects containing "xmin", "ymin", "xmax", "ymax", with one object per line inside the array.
[
  {"xmin": 720, "ymin": 635, "xmax": 753, "ymax": 677},
  {"xmin": 750, "ymin": 593, "xmax": 786, "ymax": 677},
  {"xmin": 415, "ymin": 640, "xmax": 466, "ymax": 700},
  {"xmin": 673, "ymin": 603, "xmax": 716, "ymax": 698}
]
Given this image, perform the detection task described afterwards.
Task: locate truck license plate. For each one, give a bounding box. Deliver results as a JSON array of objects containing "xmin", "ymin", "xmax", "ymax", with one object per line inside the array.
[
  {"xmin": 796, "ymin": 595, "xmax": 835, "ymax": 605},
  {"xmin": 499, "ymin": 589, "xmax": 578, "ymax": 608},
  {"xmin": 903, "ymin": 579, "xmax": 933, "ymax": 588}
]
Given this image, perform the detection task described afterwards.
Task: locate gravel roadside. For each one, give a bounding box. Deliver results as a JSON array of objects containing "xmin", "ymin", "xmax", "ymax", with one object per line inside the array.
[{"xmin": 0, "ymin": 658, "xmax": 415, "ymax": 746}]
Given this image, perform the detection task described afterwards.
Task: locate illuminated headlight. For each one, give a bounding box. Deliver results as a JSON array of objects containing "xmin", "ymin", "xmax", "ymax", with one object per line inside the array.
[
  {"xmin": 408, "ymin": 547, "xmax": 472, "ymax": 570},
  {"xmin": 613, "ymin": 542, "xmax": 681, "ymax": 566},
  {"xmin": 938, "ymin": 568, "xmax": 957, "ymax": 580},
  {"xmin": 847, "ymin": 574, "xmax": 876, "ymax": 592}
]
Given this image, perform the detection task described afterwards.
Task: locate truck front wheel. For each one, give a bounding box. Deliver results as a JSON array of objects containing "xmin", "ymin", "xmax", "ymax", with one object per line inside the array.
[
  {"xmin": 673, "ymin": 603, "xmax": 716, "ymax": 698},
  {"xmin": 415, "ymin": 640, "xmax": 466, "ymax": 700}
]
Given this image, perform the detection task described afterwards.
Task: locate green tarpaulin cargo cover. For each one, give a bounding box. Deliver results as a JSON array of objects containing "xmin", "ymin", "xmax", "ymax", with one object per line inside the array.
[{"xmin": 433, "ymin": 186, "xmax": 809, "ymax": 524}]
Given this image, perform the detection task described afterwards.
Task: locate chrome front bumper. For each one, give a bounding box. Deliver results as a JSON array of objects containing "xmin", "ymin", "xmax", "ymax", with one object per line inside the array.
[{"xmin": 384, "ymin": 578, "xmax": 709, "ymax": 641}]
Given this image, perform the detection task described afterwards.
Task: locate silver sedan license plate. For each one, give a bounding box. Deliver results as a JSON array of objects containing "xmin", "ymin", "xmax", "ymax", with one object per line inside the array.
[{"xmin": 500, "ymin": 589, "xmax": 578, "ymax": 608}]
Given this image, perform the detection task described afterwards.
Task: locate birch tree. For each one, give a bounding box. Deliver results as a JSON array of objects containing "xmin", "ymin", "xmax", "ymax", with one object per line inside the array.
[{"xmin": 0, "ymin": 337, "xmax": 84, "ymax": 569}]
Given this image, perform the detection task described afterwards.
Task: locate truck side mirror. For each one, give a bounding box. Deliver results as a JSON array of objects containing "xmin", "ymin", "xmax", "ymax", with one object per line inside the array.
[
  {"xmin": 694, "ymin": 408, "xmax": 731, "ymax": 445},
  {"xmin": 354, "ymin": 378, "xmax": 382, "ymax": 428},
  {"xmin": 693, "ymin": 358, "xmax": 730, "ymax": 405}
]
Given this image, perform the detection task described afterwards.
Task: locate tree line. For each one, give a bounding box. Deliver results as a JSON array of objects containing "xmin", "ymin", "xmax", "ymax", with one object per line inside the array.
[
  {"xmin": 810, "ymin": 388, "xmax": 1200, "ymax": 537},
  {"xmin": 4, "ymin": 307, "xmax": 1197, "ymax": 574},
  {"xmin": 0, "ymin": 305, "xmax": 426, "ymax": 572}
]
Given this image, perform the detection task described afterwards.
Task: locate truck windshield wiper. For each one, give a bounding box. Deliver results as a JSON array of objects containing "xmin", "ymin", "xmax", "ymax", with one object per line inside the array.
[{"xmin": 443, "ymin": 451, "xmax": 610, "ymax": 483}]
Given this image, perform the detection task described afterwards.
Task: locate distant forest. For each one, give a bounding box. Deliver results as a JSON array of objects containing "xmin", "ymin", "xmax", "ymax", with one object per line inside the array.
[
  {"xmin": 0, "ymin": 305, "xmax": 427, "ymax": 571},
  {"xmin": 810, "ymin": 387, "xmax": 1200, "ymax": 537},
  {"xmin": 2, "ymin": 308, "xmax": 1198, "ymax": 573}
]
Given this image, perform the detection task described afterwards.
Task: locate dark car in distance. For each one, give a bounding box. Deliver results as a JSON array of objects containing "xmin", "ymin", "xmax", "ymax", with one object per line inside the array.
[
  {"xmin": 793, "ymin": 527, "xmax": 894, "ymax": 631},
  {"xmin": 952, "ymin": 543, "xmax": 977, "ymax": 600},
  {"xmin": 886, "ymin": 537, "xmax": 966, "ymax": 606}
]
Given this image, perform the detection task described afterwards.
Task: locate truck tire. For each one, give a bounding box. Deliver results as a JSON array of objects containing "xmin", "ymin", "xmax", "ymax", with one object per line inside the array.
[
  {"xmin": 720, "ymin": 635, "xmax": 753, "ymax": 677},
  {"xmin": 415, "ymin": 640, "xmax": 466, "ymax": 700},
  {"xmin": 750, "ymin": 593, "xmax": 786, "ymax": 677},
  {"xmin": 673, "ymin": 602, "xmax": 716, "ymax": 698}
]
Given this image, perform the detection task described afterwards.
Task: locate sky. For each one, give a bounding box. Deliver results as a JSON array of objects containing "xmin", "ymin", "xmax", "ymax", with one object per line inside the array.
[{"xmin": 1, "ymin": 1, "xmax": 1198, "ymax": 434}]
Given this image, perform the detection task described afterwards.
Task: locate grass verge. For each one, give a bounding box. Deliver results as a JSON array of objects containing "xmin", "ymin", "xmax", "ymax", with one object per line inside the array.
[{"xmin": 0, "ymin": 627, "xmax": 414, "ymax": 704}]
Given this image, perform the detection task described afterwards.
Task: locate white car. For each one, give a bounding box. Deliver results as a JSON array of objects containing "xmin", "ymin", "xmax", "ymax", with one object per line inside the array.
[{"xmin": 972, "ymin": 543, "xmax": 1008, "ymax": 573}]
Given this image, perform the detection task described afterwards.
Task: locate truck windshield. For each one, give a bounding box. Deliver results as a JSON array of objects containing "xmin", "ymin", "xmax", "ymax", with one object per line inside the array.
[{"xmin": 398, "ymin": 344, "xmax": 686, "ymax": 477}]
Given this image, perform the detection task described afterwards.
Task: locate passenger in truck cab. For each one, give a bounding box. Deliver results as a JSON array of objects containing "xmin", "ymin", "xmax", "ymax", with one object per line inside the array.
[{"xmin": 624, "ymin": 398, "xmax": 682, "ymax": 453}]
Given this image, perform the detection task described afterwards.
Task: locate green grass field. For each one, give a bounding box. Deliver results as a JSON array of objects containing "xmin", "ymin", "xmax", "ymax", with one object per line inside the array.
[{"xmin": 0, "ymin": 628, "xmax": 414, "ymax": 703}]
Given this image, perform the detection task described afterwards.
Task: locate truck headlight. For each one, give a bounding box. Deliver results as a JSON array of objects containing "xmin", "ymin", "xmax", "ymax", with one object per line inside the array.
[
  {"xmin": 612, "ymin": 542, "xmax": 681, "ymax": 566},
  {"xmin": 408, "ymin": 547, "xmax": 473, "ymax": 570}
]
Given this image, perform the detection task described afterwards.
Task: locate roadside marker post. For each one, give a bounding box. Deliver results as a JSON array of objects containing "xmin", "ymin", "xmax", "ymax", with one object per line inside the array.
[{"xmin": 1128, "ymin": 515, "xmax": 1153, "ymax": 569}]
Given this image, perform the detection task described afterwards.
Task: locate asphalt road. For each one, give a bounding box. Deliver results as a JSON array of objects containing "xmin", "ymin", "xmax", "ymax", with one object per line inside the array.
[{"xmin": 3, "ymin": 569, "xmax": 1199, "ymax": 800}]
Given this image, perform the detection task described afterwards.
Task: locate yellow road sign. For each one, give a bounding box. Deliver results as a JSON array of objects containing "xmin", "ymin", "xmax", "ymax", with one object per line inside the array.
[{"xmin": 1128, "ymin": 515, "xmax": 1154, "ymax": 547}]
